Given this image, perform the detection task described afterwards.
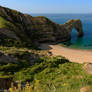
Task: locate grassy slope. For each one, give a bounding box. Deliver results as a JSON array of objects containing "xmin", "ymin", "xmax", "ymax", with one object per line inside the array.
[
  {"xmin": 0, "ymin": 16, "xmax": 16, "ymax": 29},
  {"xmin": 14, "ymin": 57, "xmax": 92, "ymax": 92},
  {"xmin": 0, "ymin": 47, "xmax": 92, "ymax": 92}
]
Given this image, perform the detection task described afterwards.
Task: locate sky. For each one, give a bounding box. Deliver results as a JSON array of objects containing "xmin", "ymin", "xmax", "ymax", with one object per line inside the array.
[{"xmin": 0, "ymin": 0, "xmax": 92, "ymax": 14}]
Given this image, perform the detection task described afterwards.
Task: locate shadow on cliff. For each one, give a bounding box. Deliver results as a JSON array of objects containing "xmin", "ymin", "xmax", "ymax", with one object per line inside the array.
[{"xmin": 39, "ymin": 43, "xmax": 54, "ymax": 50}]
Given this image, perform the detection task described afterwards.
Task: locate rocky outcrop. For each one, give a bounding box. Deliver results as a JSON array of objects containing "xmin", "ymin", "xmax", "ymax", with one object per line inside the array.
[
  {"xmin": 83, "ymin": 63, "xmax": 92, "ymax": 74},
  {"xmin": 80, "ymin": 86, "xmax": 91, "ymax": 92},
  {"xmin": 0, "ymin": 48, "xmax": 50, "ymax": 64},
  {"xmin": 0, "ymin": 52, "xmax": 18, "ymax": 63},
  {"xmin": 0, "ymin": 6, "xmax": 83, "ymax": 48},
  {"xmin": 61, "ymin": 19, "xmax": 83, "ymax": 37}
]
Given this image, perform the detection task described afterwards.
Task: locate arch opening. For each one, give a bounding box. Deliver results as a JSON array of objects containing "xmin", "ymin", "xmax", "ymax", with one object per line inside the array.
[{"xmin": 71, "ymin": 27, "xmax": 78, "ymax": 39}]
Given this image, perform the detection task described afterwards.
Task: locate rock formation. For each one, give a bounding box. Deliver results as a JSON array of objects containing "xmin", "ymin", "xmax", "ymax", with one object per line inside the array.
[
  {"xmin": 61, "ymin": 19, "xmax": 83, "ymax": 37},
  {"xmin": 0, "ymin": 6, "xmax": 83, "ymax": 48},
  {"xmin": 0, "ymin": 52, "xmax": 18, "ymax": 63}
]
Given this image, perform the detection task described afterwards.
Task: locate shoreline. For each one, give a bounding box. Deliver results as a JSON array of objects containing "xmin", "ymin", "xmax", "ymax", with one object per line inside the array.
[
  {"xmin": 59, "ymin": 44, "xmax": 92, "ymax": 52},
  {"xmin": 40, "ymin": 43, "xmax": 92, "ymax": 63}
]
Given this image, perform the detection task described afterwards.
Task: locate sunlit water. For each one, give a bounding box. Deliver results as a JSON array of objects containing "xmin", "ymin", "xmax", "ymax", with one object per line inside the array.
[{"xmin": 32, "ymin": 14, "xmax": 92, "ymax": 49}]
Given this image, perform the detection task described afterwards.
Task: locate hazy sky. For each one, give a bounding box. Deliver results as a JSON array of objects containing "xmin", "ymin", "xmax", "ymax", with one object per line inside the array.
[{"xmin": 0, "ymin": 0, "xmax": 91, "ymax": 13}]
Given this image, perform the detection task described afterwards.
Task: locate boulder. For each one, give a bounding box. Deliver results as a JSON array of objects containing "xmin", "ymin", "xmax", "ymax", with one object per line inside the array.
[
  {"xmin": 80, "ymin": 86, "xmax": 91, "ymax": 92},
  {"xmin": 0, "ymin": 52, "xmax": 18, "ymax": 63},
  {"xmin": 83, "ymin": 63, "xmax": 92, "ymax": 74}
]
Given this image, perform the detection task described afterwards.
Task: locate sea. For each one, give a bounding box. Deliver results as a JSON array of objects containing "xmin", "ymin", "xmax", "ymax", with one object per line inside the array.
[{"xmin": 31, "ymin": 14, "xmax": 92, "ymax": 50}]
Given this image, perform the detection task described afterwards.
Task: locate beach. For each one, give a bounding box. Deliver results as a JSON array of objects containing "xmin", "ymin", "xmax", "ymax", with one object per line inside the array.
[{"xmin": 40, "ymin": 44, "xmax": 92, "ymax": 63}]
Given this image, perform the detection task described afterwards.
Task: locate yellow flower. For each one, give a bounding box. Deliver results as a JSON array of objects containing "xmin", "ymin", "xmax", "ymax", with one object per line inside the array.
[
  {"xmin": 9, "ymin": 88, "xmax": 14, "ymax": 92},
  {"xmin": 63, "ymin": 83, "xmax": 68, "ymax": 86}
]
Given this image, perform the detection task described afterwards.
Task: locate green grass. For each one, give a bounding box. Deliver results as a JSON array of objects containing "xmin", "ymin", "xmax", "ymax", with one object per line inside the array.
[
  {"xmin": 18, "ymin": 57, "xmax": 92, "ymax": 92},
  {"xmin": 0, "ymin": 46, "xmax": 91, "ymax": 92},
  {"xmin": 0, "ymin": 55, "xmax": 92, "ymax": 92},
  {"xmin": 0, "ymin": 16, "xmax": 17, "ymax": 29}
]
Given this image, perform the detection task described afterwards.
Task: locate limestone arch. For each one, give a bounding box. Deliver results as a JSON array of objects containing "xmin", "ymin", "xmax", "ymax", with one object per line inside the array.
[{"xmin": 63, "ymin": 19, "xmax": 83, "ymax": 37}]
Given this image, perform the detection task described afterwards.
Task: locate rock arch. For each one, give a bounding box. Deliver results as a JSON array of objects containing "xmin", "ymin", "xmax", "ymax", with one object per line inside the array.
[{"xmin": 61, "ymin": 19, "xmax": 83, "ymax": 37}]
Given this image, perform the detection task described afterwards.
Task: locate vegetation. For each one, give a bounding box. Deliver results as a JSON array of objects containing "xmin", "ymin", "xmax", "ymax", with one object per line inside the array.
[
  {"xmin": 13, "ymin": 57, "xmax": 92, "ymax": 92},
  {"xmin": 9, "ymin": 82, "xmax": 92, "ymax": 92},
  {"xmin": 0, "ymin": 16, "xmax": 16, "ymax": 29},
  {"xmin": 0, "ymin": 51, "xmax": 92, "ymax": 92},
  {"xmin": 0, "ymin": 6, "xmax": 91, "ymax": 92},
  {"xmin": 0, "ymin": 16, "xmax": 32, "ymax": 48}
]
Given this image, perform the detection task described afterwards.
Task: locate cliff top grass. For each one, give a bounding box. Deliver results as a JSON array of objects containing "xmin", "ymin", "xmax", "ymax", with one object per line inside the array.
[{"xmin": 0, "ymin": 53, "xmax": 91, "ymax": 92}]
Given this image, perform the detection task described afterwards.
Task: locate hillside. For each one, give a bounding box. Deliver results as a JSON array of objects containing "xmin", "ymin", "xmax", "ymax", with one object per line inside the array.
[
  {"xmin": 0, "ymin": 6, "xmax": 83, "ymax": 48},
  {"xmin": 0, "ymin": 6, "xmax": 90, "ymax": 92},
  {"xmin": 0, "ymin": 49, "xmax": 92, "ymax": 92}
]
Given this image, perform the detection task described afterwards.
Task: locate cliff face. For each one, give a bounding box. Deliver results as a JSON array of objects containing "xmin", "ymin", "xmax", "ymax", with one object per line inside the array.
[{"xmin": 0, "ymin": 6, "xmax": 83, "ymax": 48}]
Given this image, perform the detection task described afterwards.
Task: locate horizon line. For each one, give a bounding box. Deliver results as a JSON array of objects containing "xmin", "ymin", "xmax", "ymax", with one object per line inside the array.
[{"xmin": 30, "ymin": 13, "xmax": 92, "ymax": 14}]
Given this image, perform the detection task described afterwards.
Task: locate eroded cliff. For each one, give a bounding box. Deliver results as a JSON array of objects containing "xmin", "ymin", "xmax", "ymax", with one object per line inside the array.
[{"xmin": 0, "ymin": 6, "xmax": 83, "ymax": 48}]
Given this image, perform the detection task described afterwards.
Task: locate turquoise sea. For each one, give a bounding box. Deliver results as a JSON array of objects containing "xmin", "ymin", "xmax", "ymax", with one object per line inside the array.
[{"xmin": 32, "ymin": 14, "xmax": 92, "ymax": 50}]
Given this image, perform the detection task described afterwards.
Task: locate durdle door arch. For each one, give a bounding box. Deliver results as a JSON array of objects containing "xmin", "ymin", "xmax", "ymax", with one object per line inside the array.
[{"xmin": 61, "ymin": 19, "xmax": 84, "ymax": 38}]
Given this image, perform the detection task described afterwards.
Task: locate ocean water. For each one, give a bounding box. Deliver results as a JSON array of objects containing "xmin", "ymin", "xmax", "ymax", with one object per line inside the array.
[{"xmin": 32, "ymin": 14, "xmax": 92, "ymax": 50}]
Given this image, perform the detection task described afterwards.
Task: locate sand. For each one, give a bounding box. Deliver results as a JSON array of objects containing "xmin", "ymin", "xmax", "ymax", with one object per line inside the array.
[{"xmin": 40, "ymin": 44, "xmax": 92, "ymax": 63}]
